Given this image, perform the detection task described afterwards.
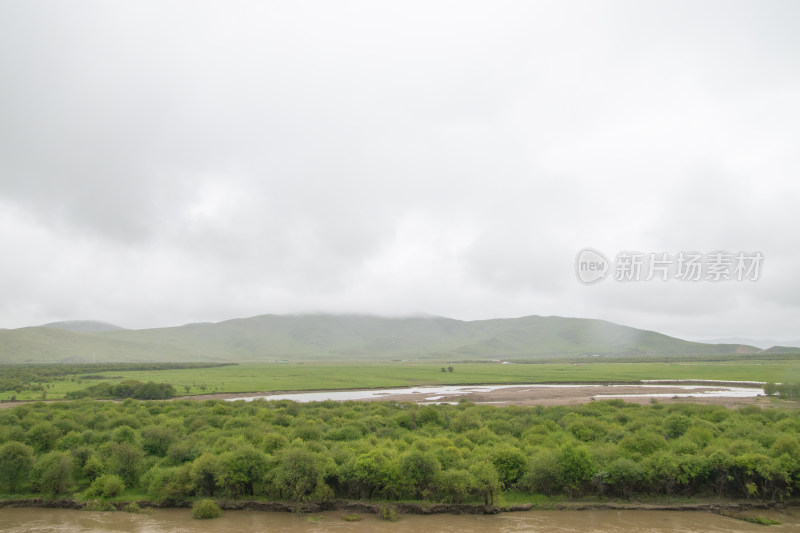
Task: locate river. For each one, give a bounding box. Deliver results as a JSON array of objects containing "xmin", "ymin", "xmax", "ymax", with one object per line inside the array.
[
  {"xmin": 2, "ymin": 508, "xmax": 798, "ymax": 532},
  {"xmin": 229, "ymin": 382, "xmax": 765, "ymax": 404}
]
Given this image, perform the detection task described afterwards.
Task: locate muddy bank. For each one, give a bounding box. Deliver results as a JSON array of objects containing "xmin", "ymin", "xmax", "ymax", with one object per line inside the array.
[
  {"xmin": 0, "ymin": 497, "xmax": 794, "ymax": 515},
  {"xmin": 0, "ymin": 498, "xmax": 510, "ymax": 514}
]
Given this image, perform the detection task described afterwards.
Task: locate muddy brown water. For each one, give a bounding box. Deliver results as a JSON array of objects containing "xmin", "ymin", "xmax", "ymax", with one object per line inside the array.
[{"xmin": 2, "ymin": 508, "xmax": 799, "ymax": 532}]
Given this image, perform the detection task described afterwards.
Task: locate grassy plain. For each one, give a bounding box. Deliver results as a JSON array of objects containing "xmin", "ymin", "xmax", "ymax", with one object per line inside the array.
[{"xmin": 5, "ymin": 359, "xmax": 799, "ymax": 401}]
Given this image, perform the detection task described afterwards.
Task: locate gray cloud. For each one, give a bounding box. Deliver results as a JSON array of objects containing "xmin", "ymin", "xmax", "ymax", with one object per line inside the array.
[{"xmin": 0, "ymin": 1, "xmax": 798, "ymax": 341}]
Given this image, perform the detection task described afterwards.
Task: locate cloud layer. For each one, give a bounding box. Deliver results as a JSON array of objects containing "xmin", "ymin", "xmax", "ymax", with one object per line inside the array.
[{"xmin": 1, "ymin": 1, "xmax": 798, "ymax": 340}]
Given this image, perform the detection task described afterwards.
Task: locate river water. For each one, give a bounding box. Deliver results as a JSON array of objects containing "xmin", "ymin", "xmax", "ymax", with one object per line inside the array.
[
  {"xmin": 2, "ymin": 508, "xmax": 798, "ymax": 532},
  {"xmin": 231, "ymin": 383, "xmax": 764, "ymax": 404}
]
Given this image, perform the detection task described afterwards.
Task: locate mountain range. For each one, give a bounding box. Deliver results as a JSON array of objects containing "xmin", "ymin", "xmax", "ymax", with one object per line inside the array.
[
  {"xmin": 700, "ymin": 337, "xmax": 800, "ymax": 350},
  {"xmin": 0, "ymin": 313, "xmax": 778, "ymax": 364}
]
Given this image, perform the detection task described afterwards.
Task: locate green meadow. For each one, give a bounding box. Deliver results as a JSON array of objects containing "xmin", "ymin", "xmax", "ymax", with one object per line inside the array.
[{"xmin": 5, "ymin": 360, "xmax": 800, "ymax": 401}]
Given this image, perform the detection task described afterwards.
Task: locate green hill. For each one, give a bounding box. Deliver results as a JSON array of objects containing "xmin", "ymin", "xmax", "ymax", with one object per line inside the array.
[
  {"xmin": 0, "ymin": 313, "xmax": 761, "ymax": 363},
  {"xmin": 764, "ymin": 346, "xmax": 800, "ymax": 354},
  {"xmin": 40, "ymin": 320, "xmax": 126, "ymax": 332}
]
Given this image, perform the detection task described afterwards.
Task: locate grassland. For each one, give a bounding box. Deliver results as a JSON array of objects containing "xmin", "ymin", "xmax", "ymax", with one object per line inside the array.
[{"xmin": 4, "ymin": 359, "xmax": 799, "ymax": 401}]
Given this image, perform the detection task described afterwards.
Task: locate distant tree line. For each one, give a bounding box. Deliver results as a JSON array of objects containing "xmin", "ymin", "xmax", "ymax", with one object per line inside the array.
[
  {"xmin": 0, "ymin": 362, "xmax": 235, "ymax": 395},
  {"xmin": 65, "ymin": 380, "xmax": 177, "ymax": 400},
  {"xmin": 764, "ymin": 383, "xmax": 800, "ymax": 400},
  {"xmin": 1, "ymin": 399, "xmax": 799, "ymax": 504}
]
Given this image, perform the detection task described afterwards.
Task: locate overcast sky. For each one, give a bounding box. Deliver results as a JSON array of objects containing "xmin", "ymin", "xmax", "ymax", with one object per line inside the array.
[{"xmin": 1, "ymin": 1, "xmax": 798, "ymax": 340}]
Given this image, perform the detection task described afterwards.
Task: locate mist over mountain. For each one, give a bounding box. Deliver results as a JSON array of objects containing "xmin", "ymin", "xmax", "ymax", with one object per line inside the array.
[
  {"xmin": 0, "ymin": 313, "xmax": 764, "ymax": 364},
  {"xmin": 40, "ymin": 320, "xmax": 126, "ymax": 333}
]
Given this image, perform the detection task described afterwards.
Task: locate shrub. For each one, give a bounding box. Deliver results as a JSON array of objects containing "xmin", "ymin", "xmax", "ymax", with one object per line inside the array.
[
  {"xmin": 124, "ymin": 502, "xmax": 142, "ymax": 513},
  {"xmin": 379, "ymin": 505, "xmax": 399, "ymax": 521},
  {"xmin": 87, "ymin": 474, "xmax": 126, "ymax": 498},
  {"xmin": 192, "ymin": 498, "xmax": 222, "ymax": 519},
  {"xmin": 142, "ymin": 464, "xmax": 194, "ymax": 503},
  {"xmin": 0, "ymin": 441, "xmax": 34, "ymax": 492},
  {"xmin": 81, "ymin": 500, "xmax": 115, "ymax": 511},
  {"xmin": 31, "ymin": 451, "xmax": 75, "ymax": 497}
]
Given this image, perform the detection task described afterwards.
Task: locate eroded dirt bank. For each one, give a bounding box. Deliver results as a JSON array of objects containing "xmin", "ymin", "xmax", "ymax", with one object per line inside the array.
[{"xmin": 0, "ymin": 497, "xmax": 793, "ymax": 515}]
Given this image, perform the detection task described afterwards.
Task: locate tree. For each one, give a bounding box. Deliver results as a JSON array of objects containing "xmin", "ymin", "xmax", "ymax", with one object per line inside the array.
[
  {"xmin": 87, "ymin": 473, "xmax": 125, "ymax": 498},
  {"xmin": 272, "ymin": 447, "xmax": 327, "ymax": 501},
  {"xmin": 31, "ymin": 451, "xmax": 74, "ymax": 497},
  {"xmin": 416, "ymin": 406, "xmax": 444, "ymax": 427},
  {"xmin": 557, "ymin": 445, "xmax": 595, "ymax": 497},
  {"xmin": 400, "ymin": 450, "xmax": 442, "ymax": 499},
  {"xmin": 520, "ymin": 449, "xmax": 559, "ymax": 495},
  {"xmin": 142, "ymin": 464, "xmax": 193, "ymax": 502},
  {"xmin": 0, "ymin": 441, "xmax": 34, "ymax": 492},
  {"xmin": 469, "ymin": 462, "xmax": 501, "ymax": 505},
  {"xmin": 607, "ymin": 458, "xmax": 644, "ymax": 499},
  {"xmin": 83, "ymin": 455, "xmax": 105, "ymax": 482},
  {"xmin": 27, "ymin": 422, "xmax": 61, "ymax": 453},
  {"xmin": 103, "ymin": 441, "xmax": 144, "ymax": 487},
  {"xmin": 663, "ymin": 414, "xmax": 691, "ymax": 439},
  {"xmin": 447, "ymin": 366, "xmax": 454, "ymax": 373},
  {"xmin": 142, "ymin": 425, "xmax": 178, "ymax": 457},
  {"xmin": 436, "ymin": 469, "xmax": 473, "ymax": 503},
  {"xmin": 491, "ymin": 446, "xmax": 527, "ymax": 488},
  {"xmin": 219, "ymin": 446, "xmax": 268, "ymax": 497},
  {"xmin": 191, "ymin": 453, "xmax": 221, "ymax": 496},
  {"xmin": 348, "ymin": 452, "xmax": 382, "ymax": 499},
  {"xmin": 645, "ymin": 452, "xmax": 679, "ymax": 495},
  {"xmin": 763, "ymin": 382, "xmax": 778, "ymax": 396},
  {"xmin": 705, "ymin": 450, "xmax": 732, "ymax": 498}
]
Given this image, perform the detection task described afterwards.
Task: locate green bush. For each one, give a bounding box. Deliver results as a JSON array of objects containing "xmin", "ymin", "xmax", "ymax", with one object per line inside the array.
[
  {"xmin": 123, "ymin": 502, "xmax": 142, "ymax": 513},
  {"xmin": 87, "ymin": 474, "xmax": 126, "ymax": 498},
  {"xmin": 192, "ymin": 498, "xmax": 222, "ymax": 519},
  {"xmin": 7, "ymin": 397, "xmax": 800, "ymax": 504},
  {"xmin": 66, "ymin": 380, "xmax": 177, "ymax": 400},
  {"xmin": 31, "ymin": 451, "xmax": 74, "ymax": 497},
  {"xmin": 81, "ymin": 500, "xmax": 115, "ymax": 511},
  {"xmin": 379, "ymin": 505, "xmax": 399, "ymax": 521},
  {"xmin": 0, "ymin": 441, "xmax": 34, "ymax": 492}
]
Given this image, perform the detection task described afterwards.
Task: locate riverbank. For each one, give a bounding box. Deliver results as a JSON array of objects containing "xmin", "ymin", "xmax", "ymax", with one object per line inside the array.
[
  {"xmin": 3, "ymin": 506, "xmax": 799, "ymax": 533},
  {"xmin": 1, "ymin": 497, "xmax": 796, "ymax": 515}
]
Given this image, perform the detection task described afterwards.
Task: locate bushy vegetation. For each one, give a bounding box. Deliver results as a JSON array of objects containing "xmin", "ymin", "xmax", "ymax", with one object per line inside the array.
[
  {"xmin": 85, "ymin": 474, "xmax": 125, "ymax": 498},
  {"xmin": 65, "ymin": 380, "xmax": 176, "ymax": 400},
  {"xmin": 192, "ymin": 498, "xmax": 222, "ymax": 519},
  {"xmin": 775, "ymin": 383, "xmax": 800, "ymax": 400},
  {"xmin": 1, "ymin": 399, "xmax": 799, "ymax": 504}
]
